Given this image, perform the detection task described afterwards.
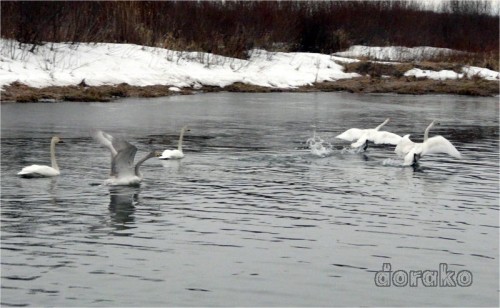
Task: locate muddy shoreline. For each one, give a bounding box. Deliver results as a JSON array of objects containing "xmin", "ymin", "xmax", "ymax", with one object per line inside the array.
[{"xmin": 1, "ymin": 77, "xmax": 498, "ymax": 103}]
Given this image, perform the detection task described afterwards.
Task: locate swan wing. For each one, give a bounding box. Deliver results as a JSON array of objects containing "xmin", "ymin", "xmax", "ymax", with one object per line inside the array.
[
  {"xmin": 336, "ymin": 128, "xmax": 364, "ymax": 142},
  {"xmin": 422, "ymin": 136, "xmax": 461, "ymax": 158},
  {"xmin": 394, "ymin": 134, "xmax": 415, "ymax": 157},
  {"xmin": 92, "ymin": 130, "xmax": 119, "ymax": 157},
  {"xmin": 351, "ymin": 134, "xmax": 368, "ymax": 148},
  {"xmin": 370, "ymin": 131, "xmax": 402, "ymax": 145},
  {"xmin": 111, "ymin": 143, "xmax": 138, "ymax": 177}
]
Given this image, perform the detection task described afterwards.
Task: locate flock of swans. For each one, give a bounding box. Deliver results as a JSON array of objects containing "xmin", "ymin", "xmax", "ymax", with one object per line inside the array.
[
  {"xmin": 17, "ymin": 126, "xmax": 190, "ymax": 186},
  {"xmin": 335, "ymin": 118, "xmax": 461, "ymax": 165},
  {"xmin": 17, "ymin": 119, "xmax": 461, "ymax": 186}
]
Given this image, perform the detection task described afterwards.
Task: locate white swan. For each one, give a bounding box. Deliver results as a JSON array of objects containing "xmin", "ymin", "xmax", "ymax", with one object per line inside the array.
[
  {"xmin": 336, "ymin": 118, "xmax": 402, "ymax": 150},
  {"xmin": 92, "ymin": 130, "xmax": 160, "ymax": 186},
  {"xmin": 159, "ymin": 125, "xmax": 190, "ymax": 160},
  {"xmin": 395, "ymin": 120, "xmax": 461, "ymax": 166},
  {"xmin": 18, "ymin": 136, "xmax": 62, "ymax": 178}
]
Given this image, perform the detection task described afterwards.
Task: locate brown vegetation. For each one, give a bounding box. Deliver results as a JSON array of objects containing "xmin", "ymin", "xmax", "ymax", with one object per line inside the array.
[
  {"xmin": 1, "ymin": 1, "xmax": 498, "ymax": 102},
  {"xmin": 1, "ymin": 1, "xmax": 498, "ymax": 64},
  {"xmin": 2, "ymin": 75, "xmax": 497, "ymax": 104}
]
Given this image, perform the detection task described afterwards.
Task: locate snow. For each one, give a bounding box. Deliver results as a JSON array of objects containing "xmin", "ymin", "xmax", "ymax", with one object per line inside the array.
[
  {"xmin": 333, "ymin": 45, "xmax": 464, "ymax": 62},
  {"xmin": 404, "ymin": 68, "xmax": 463, "ymax": 80},
  {"xmin": 0, "ymin": 39, "xmax": 498, "ymax": 91},
  {"xmin": 404, "ymin": 66, "xmax": 499, "ymax": 81}
]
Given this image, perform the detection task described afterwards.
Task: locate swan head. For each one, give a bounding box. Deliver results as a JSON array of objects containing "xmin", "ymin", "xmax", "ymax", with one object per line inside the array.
[
  {"xmin": 429, "ymin": 120, "xmax": 441, "ymax": 128},
  {"xmin": 52, "ymin": 136, "xmax": 63, "ymax": 144},
  {"xmin": 152, "ymin": 150, "xmax": 162, "ymax": 158},
  {"xmin": 181, "ymin": 125, "xmax": 191, "ymax": 133}
]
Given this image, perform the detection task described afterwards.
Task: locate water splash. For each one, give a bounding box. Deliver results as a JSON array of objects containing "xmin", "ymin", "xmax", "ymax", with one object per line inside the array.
[
  {"xmin": 340, "ymin": 146, "xmax": 364, "ymax": 155},
  {"xmin": 382, "ymin": 158, "xmax": 406, "ymax": 167},
  {"xmin": 306, "ymin": 131, "xmax": 332, "ymax": 157}
]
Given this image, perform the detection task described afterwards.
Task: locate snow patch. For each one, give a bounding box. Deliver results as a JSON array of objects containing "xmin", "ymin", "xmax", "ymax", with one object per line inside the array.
[{"xmin": 0, "ymin": 39, "xmax": 497, "ymax": 90}]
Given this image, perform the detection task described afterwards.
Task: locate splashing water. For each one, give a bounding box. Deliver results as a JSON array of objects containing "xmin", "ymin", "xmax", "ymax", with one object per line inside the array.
[
  {"xmin": 306, "ymin": 131, "xmax": 332, "ymax": 157},
  {"xmin": 340, "ymin": 145, "xmax": 365, "ymax": 154},
  {"xmin": 382, "ymin": 158, "xmax": 406, "ymax": 167}
]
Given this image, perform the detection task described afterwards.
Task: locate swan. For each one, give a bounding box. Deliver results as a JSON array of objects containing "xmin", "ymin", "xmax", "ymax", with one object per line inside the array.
[
  {"xmin": 336, "ymin": 118, "xmax": 402, "ymax": 150},
  {"xmin": 394, "ymin": 120, "xmax": 461, "ymax": 166},
  {"xmin": 159, "ymin": 125, "xmax": 190, "ymax": 160},
  {"xmin": 92, "ymin": 130, "xmax": 161, "ymax": 186},
  {"xmin": 18, "ymin": 136, "xmax": 63, "ymax": 178}
]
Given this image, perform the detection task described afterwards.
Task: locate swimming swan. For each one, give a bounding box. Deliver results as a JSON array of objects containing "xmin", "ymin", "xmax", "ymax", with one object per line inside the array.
[
  {"xmin": 18, "ymin": 136, "xmax": 63, "ymax": 178},
  {"xmin": 394, "ymin": 120, "xmax": 461, "ymax": 166},
  {"xmin": 159, "ymin": 125, "xmax": 190, "ymax": 160},
  {"xmin": 336, "ymin": 118, "xmax": 402, "ymax": 150},
  {"xmin": 92, "ymin": 130, "xmax": 160, "ymax": 186}
]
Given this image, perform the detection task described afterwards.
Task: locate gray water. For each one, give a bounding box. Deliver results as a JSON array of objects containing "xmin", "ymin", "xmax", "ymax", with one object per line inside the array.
[{"xmin": 1, "ymin": 92, "xmax": 498, "ymax": 307}]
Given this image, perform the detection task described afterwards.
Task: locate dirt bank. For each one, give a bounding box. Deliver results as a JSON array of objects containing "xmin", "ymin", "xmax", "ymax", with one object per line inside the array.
[{"xmin": 1, "ymin": 76, "xmax": 498, "ymax": 103}]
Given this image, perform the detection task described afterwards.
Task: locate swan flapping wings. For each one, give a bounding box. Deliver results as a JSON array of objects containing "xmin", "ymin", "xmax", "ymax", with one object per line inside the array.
[
  {"xmin": 92, "ymin": 130, "xmax": 160, "ymax": 185},
  {"xmin": 336, "ymin": 118, "xmax": 402, "ymax": 149},
  {"xmin": 92, "ymin": 130, "xmax": 138, "ymax": 179},
  {"xmin": 395, "ymin": 121, "xmax": 461, "ymax": 166}
]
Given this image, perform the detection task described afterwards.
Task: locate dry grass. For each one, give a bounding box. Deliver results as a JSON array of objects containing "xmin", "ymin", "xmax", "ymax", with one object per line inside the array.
[
  {"xmin": 2, "ymin": 76, "xmax": 498, "ymax": 104},
  {"xmin": 0, "ymin": 82, "xmax": 192, "ymax": 103},
  {"xmin": 307, "ymin": 76, "xmax": 498, "ymax": 96}
]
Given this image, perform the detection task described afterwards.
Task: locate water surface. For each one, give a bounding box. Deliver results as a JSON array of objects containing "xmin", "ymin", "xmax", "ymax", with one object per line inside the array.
[{"xmin": 1, "ymin": 92, "xmax": 498, "ymax": 306}]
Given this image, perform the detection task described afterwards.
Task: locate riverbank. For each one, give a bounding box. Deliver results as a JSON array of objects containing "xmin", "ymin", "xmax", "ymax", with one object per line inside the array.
[
  {"xmin": 1, "ymin": 76, "xmax": 498, "ymax": 103},
  {"xmin": 1, "ymin": 40, "xmax": 498, "ymax": 102}
]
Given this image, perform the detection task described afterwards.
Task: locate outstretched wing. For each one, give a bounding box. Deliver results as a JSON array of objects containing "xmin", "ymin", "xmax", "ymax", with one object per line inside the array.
[
  {"xmin": 336, "ymin": 128, "xmax": 365, "ymax": 142},
  {"xmin": 92, "ymin": 130, "xmax": 138, "ymax": 175},
  {"xmin": 111, "ymin": 143, "xmax": 138, "ymax": 178},
  {"xmin": 92, "ymin": 130, "xmax": 118, "ymax": 157},
  {"xmin": 370, "ymin": 131, "xmax": 402, "ymax": 145},
  {"xmin": 422, "ymin": 136, "xmax": 461, "ymax": 158}
]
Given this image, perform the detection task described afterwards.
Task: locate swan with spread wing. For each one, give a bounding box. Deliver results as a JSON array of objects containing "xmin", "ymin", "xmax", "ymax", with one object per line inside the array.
[
  {"xmin": 336, "ymin": 118, "xmax": 402, "ymax": 150},
  {"xmin": 92, "ymin": 130, "xmax": 160, "ymax": 186},
  {"xmin": 395, "ymin": 120, "xmax": 461, "ymax": 166}
]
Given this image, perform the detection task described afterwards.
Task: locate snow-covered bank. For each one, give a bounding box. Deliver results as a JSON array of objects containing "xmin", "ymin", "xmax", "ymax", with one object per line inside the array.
[
  {"xmin": 334, "ymin": 45, "xmax": 463, "ymax": 61},
  {"xmin": 0, "ymin": 39, "xmax": 498, "ymax": 91}
]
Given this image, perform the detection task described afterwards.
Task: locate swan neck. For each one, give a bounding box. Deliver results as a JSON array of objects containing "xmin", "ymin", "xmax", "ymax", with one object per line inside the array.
[
  {"xmin": 134, "ymin": 152, "xmax": 154, "ymax": 176},
  {"xmin": 375, "ymin": 118, "xmax": 389, "ymax": 131},
  {"xmin": 50, "ymin": 139, "xmax": 59, "ymax": 171},
  {"xmin": 177, "ymin": 128, "xmax": 185, "ymax": 151},
  {"xmin": 424, "ymin": 122, "xmax": 434, "ymax": 141}
]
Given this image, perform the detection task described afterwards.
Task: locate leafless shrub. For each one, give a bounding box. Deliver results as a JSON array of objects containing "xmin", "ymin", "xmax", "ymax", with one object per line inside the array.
[{"xmin": 0, "ymin": 0, "xmax": 497, "ymax": 63}]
